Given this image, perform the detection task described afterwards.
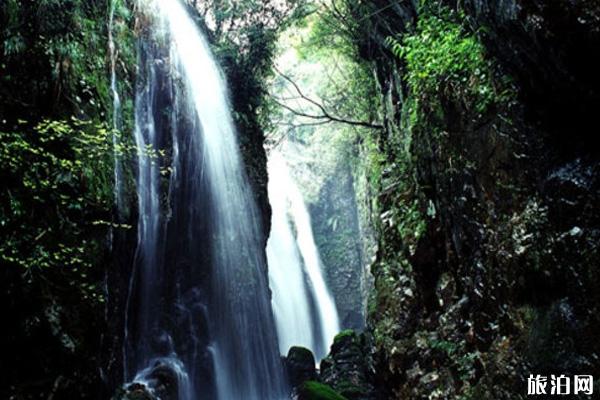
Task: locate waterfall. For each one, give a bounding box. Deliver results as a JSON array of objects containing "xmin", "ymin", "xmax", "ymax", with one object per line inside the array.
[
  {"xmin": 267, "ymin": 153, "xmax": 316, "ymax": 355},
  {"xmin": 124, "ymin": 0, "xmax": 287, "ymax": 399},
  {"xmin": 126, "ymin": 26, "xmax": 162, "ymax": 375},
  {"xmin": 267, "ymin": 151, "xmax": 340, "ymax": 360},
  {"xmin": 108, "ymin": 0, "xmax": 124, "ymax": 212}
]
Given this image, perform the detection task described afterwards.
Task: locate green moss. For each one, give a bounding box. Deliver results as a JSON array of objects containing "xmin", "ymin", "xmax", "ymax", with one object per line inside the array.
[
  {"xmin": 335, "ymin": 379, "xmax": 367, "ymax": 398},
  {"xmin": 331, "ymin": 329, "xmax": 363, "ymax": 356},
  {"xmin": 299, "ymin": 381, "xmax": 348, "ymax": 400},
  {"xmin": 333, "ymin": 329, "xmax": 356, "ymax": 344}
]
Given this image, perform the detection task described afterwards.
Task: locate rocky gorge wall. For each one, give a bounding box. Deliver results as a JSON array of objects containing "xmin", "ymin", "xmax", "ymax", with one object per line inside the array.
[
  {"xmin": 310, "ymin": 161, "xmax": 370, "ymax": 331},
  {"xmin": 317, "ymin": 1, "xmax": 600, "ymax": 399}
]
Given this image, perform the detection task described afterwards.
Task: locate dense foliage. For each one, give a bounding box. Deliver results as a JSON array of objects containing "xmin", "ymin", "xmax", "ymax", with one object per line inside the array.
[
  {"xmin": 0, "ymin": 1, "xmax": 134, "ymax": 398},
  {"xmin": 0, "ymin": 0, "xmax": 119, "ymax": 119},
  {"xmin": 0, "ymin": 119, "xmax": 116, "ymax": 275},
  {"xmin": 0, "ymin": 118, "xmax": 119, "ymax": 395}
]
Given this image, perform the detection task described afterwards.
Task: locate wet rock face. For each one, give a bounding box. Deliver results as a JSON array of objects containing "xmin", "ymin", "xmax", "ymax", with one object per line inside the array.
[
  {"xmin": 113, "ymin": 360, "xmax": 183, "ymax": 400},
  {"xmin": 310, "ymin": 165, "xmax": 368, "ymax": 331},
  {"xmin": 142, "ymin": 362, "xmax": 181, "ymax": 400},
  {"xmin": 345, "ymin": 0, "xmax": 600, "ymax": 398}
]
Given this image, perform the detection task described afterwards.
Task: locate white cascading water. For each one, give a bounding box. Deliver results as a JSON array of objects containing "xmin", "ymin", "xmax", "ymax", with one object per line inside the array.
[
  {"xmin": 267, "ymin": 153, "xmax": 315, "ymax": 354},
  {"xmin": 108, "ymin": 0, "xmax": 124, "ymax": 212},
  {"xmin": 133, "ymin": 356, "xmax": 194, "ymax": 400},
  {"xmin": 267, "ymin": 152, "xmax": 340, "ymax": 360},
  {"xmin": 125, "ymin": 1, "xmax": 288, "ymax": 399}
]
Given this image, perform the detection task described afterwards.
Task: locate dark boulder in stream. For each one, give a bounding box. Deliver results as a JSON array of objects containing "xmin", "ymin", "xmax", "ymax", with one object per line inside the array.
[{"xmin": 286, "ymin": 346, "xmax": 318, "ymax": 388}]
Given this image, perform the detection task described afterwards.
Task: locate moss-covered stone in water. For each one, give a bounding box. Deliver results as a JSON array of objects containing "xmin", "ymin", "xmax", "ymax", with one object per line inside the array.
[
  {"xmin": 298, "ymin": 381, "xmax": 348, "ymax": 400},
  {"xmin": 287, "ymin": 346, "xmax": 318, "ymax": 387}
]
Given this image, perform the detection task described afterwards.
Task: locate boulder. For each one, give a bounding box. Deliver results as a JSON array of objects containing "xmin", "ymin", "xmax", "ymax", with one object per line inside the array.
[{"xmin": 286, "ymin": 346, "xmax": 318, "ymax": 388}]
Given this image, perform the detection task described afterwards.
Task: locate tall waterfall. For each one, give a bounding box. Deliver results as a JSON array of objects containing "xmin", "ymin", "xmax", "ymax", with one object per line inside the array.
[
  {"xmin": 108, "ymin": 0, "xmax": 124, "ymax": 213},
  {"xmin": 125, "ymin": 1, "xmax": 287, "ymax": 399},
  {"xmin": 267, "ymin": 152, "xmax": 340, "ymax": 360}
]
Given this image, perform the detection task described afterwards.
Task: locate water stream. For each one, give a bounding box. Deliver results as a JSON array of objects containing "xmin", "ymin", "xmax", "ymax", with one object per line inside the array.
[
  {"xmin": 108, "ymin": 0, "xmax": 124, "ymax": 213},
  {"xmin": 267, "ymin": 152, "xmax": 340, "ymax": 360},
  {"xmin": 124, "ymin": 0, "xmax": 287, "ymax": 398}
]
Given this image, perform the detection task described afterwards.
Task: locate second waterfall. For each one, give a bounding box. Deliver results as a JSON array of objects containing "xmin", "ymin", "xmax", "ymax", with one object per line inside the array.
[
  {"xmin": 124, "ymin": 0, "xmax": 287, "ymax": 399},
  {"xmin": 267, "ymin": 152, "xmax": 340, "ymax": 360}
]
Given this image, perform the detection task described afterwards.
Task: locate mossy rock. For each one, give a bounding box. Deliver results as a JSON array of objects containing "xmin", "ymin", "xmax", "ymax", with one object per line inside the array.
[
  {"xmin": 288, "ymin": 346, "xmax": 316, "ymax": 365},
  {"xmin": 330, "ymin": 329, "xmax": 363, "ymax": 356},
  {"xmin": 298, "ymin": 381, "xmax": 348, "ymax": 400},
  {"xmin": 333, "ymin": 329, "xmax": 357, "ymax": 343},
  {"xmin": 287, "ymin": 346, "xmax": 317, "ymax": 387},
  {"xmin": 331, "ymin": 329, "xmax": 359, "ymax": 351}
]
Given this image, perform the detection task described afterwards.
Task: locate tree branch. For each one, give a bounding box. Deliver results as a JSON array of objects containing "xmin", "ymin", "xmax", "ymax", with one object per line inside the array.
[{"xmin": 273, "ymin": 67, "xmax": 383, "ymax": 130}]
